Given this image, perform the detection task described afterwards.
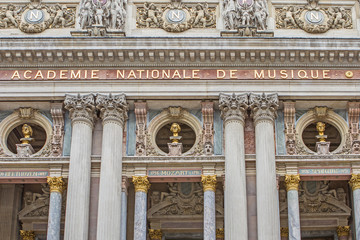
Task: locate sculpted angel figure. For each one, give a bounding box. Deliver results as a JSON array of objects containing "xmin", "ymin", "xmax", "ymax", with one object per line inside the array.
[
  {"xmin": 4, "ymin": 4, "xmax": 21, "ymax": 28},
  {"xmin": 193, "ymin": 3, "xmax": 208, "ymax": 28},
  {"xmin": 52, "ymin": 4, "xmax": 67, "ymax": 27},
  {"xmin": 281, "ymin": 6, "xmax": 296, "ymax": 28},
  {"xmin": 144, "ymin": 3, "xmax": 160, "ymax": 27},
  {"xmin": 240, "ymin": 6, "xmax": 252, "ymax": 25}
]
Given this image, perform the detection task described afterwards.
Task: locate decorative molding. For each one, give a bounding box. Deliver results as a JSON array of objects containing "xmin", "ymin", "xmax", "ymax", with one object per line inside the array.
[
  {"xmin": 219, "ymin": 93, "xmax": 248, "ymax": 124},
  {"xmin": 50, "ymin": 103, "xmax": 64, "ymax": 157},
  {"xmin": 96, "ymin": 93, "xmax": 128, "ymax": 125},
  {"xmin": 18, "ymin": 108, "xmax": 37, "ymax": 119},
  {"xmin": 136, "ymin": 2, "xmax": 216, "ymax": 32},
  {"xmin": 134, "ymin": 101, "xmax": 147, "ymax": 156},
  {"xmin": 283, "ymin": 101, "xmax": 296, "ymax": 155},
  {"xmin": 47, "ymin": 176, "xmax": 66, "ymax": 194},
  {"xmin": 132, "ymin": 176, "xmax": 150, "ymax": 193},
  {"xmin": 64, "ymin": 93, "xmax": 96, "ymax": 127},
  {"xmin": 348, "ymin": 102, "xmax": 360, "ymax": 154},
  {"xmin": 201, "ymin": 101, "xmax": 214, "ymax": 155},
  {"xmin": 201, "ymin": 174, "xmax": 217, "ymax": 192},
  {"xmin": 149, "ymin": 229, "xmax": 162, "ymax": 240},
  {"xmin": 249, "ymin": 93, "xmax": 279, "ymax": 124},
  {"xmin": 349, "ymin": 173, "xmax": 360, "ymax": 191},
  {"xmin": 285, "ymin": 174, "xmax": 300, "ymax": 191}
]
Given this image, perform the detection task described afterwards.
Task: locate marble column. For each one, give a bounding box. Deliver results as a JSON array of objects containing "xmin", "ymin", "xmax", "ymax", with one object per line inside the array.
[
  {"xmin": 64, "ymin": 94, "xmax": 96, "ymax": 240},
  {"xmin": 349, "ymin": 174, "xmax": 360, "ymax": 239},
  {"xmin": 337, "ymin": 226, "xmax": 350, "ymax": 240},
  {"xmin": 216, "ymin": 228, "xmax": 224, "ymax": 240},
  {"xmin": 249, "ymin": 93, "xmax": 280, "ymax": 240},
  {"xmin": 201, "ymin": 175, "xmax": 217, "ymax": 240},
  {"xmin": 280, "ymin": 227, "xmax": 289, "ymax": 240},
  {"xmin": 133, "ymin": 176, "xmax": 151, "ymax": 240},
  {"xmin": 96, "ymin": 94, "xmax": 128, "ymax": 240},
  {"xmin": 47, "ymin": 176, "xmax": 66, "ymax": 240},
  {"xmin": 121, "ymin": 177, "xmax": 130, "ymax": 240},
  {"xmin": 149, "ymin": 229, "xmax": 162, "ymax": 240},
  {"xmin": 20, "ymin": 230, "xmax": 35, "ymax": 240},
  {"xmin": 285, "ymin": 174, "xmax": 301, "ymax": 240},
  {"xmin": 219, "ymin": 93, "xmax": 249, "ymax": 240}
]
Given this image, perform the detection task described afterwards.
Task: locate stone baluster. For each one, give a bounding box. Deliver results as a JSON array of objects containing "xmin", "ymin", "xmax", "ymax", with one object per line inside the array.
[
  {"xmin": 96, "ymin": 93, "xmax": 128, "ymax": 239},
  {"xmin": 149, "ymin": 229, "xmax": 162, "ymax": 240},
  {"xmin": 133, "ymin": 176, "xmax": 151, "ymax": 240},
  {"xmin": 201, "ymin": 175, "xmax": 217, "ymax": 240},
  {"xmin": 219, "ymin": 93, "xmax": 249, "ymax": 240},
  {"xmin": 47, "ymin": 176, "xmax": 66, "ymax": 240},
  {"xmin": 337, "ymin": 226, "xmax": 350, "ymax": 240},
  {"xmin": 64, "ymin": 94, "xmax": 96, "ymax": 240},
  {"xmin": 121, "ymin": 176, "xmax": 130, "ymax": 240},
  {"xmin": 249, "ymin": 93, "xmax": 280, "ymax": 240},
  {"xmin": 285, "ymin": 174, "xmax": 301, "ymax": 240},
  {"xmin": 216, "ymin": 228, "xmax": 224, "ymax": 240},
  {"xmin": 20, "ymin": 230, "xmax": 36, "ymax": 240},
  {"xmin": 280, "ymin": 227, "xmax": 289, "ymax": 240},
  {"xmin": 349, "ymin": 174, "xmax": 360, "ymax": 239}
]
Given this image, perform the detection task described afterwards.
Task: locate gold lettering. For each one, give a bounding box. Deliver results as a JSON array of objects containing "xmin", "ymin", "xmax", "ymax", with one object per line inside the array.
[
  {"xmin": 91, "ymin": 70, "xmax": 99, "ymax": 79},
  {"xmin": 24, "ymin": 70, "xmax": 32, "ymax": 79},
  {"xmin": 34, "ymin": 70, "xmax": 44, "ymax": 80},
  {"xmin": 254, "ymin": 70, "xmax": 264, "ymax": 79},
  {"xmin": 183, "ymin": 70, "xmax": 191, "ymax": 79},
  {"xmin": 146, "ymin": 70, "xmax": 149, "ymax": 79},
  {"xmin": 84, "ymin": 70, "xmax": 88, "ymax": 79},
  {"xmin": 47, "ymin": 70, "xmax": 56, "ymax": 80},
  {"xmin": 192, "ymin": 70, "xmax": 200, "ymax": 79},
  {"xmin": 117, "ymin": 70, "xmax": 125, "ymax": 79},
  {"xmin": 323, "ymin": 70, "xmax": 331, "ymax": 79},
  {"xmin": 217, "ymin": 70, "xmax": 226, "ymax": 79},
  {"xmin": 280, "ymin": 70, "xmax": 288, "ymax": 79},
  {"xmin": 298, "ymin": 70, "xmax": 308, "ymax": 79},
  {"xmin": 230, "ymin": 70, "xmax": 237, "ymax": 79},
  {"xmin": 137, "ymin": 70, "xmax": 144, "ymax": 78},
  {"xmin": 127, "ymin": 70, "xmax": 136, "ymax": 79},
  {"xmin": 152, "ymin": 70, "xmax": 159, "ymax": 79},
  {"xmin": 70, "ymin": 70, "xmax": 81, "ymax": 79},
  {"xmin": 162, "ymin": 70, "xmax": 170, "ymax": 79},
  {"xmin": 311, "ymin": 70, "xmax": 319, "ymax": 79},
  {"xmin": 268, "ymin": 70, "xmax": 276, "ymax": 79},
  {"xmin": 60, "ymin": 70, "xmax": 68, "ymax": 79},
  {"xmin": 11, "ymin": 71, "xmax": 20, "ymax": 80},
  {"xmin": 172, "ymin": 70, "xmax": 181, "ymax": 79},
  {"xmin": 291, "ymin": 70, "xmax": 294, "ymax": 79}
]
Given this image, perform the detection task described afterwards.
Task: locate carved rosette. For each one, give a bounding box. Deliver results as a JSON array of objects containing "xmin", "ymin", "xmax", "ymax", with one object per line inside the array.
[
  {"xmin": 216, "ymin": 228, "xmax": 224, "ymax": 239},
  {"xmin": 64, "ymin": 94, "xmax": 96, "ymax": 127},
  {"xmin": 349, "ymin": 174, "xmax": 360, "ymax": 191},
  {"xmin": 219, "ymin": 93, "xmax": 248, "ymax": 124},
  {"xmin": 47, "ymin": 176, "xmax": 66, "ymax": 194},
  {"xmin": 285, "ymin": 174, "xmax": 300, "ymax": 191},
  {"xmin": 337, "ymin": 226, "xmax": 350, "ymax": 237},
  {"xmin": 96, "ymin": 93, "xmax": 128, "ymax": 126},
  {"xmin": 249, "ymin": 93, "xmax": 279, "ymax": 125},
  {"xmin": 280, "ymin": 227, "xmax": 289, "ymax": 237},
  {"xmin": 20, "ymin": 230, "xmax": 36, "ymax": 240},
  {"xmin": 201, "ymin": 175, "xmax": 217, "ymax": 192},
  {"xmin": 149, "ymin": 229, "xmax": 162, "ymax": 240},
  {"xmin": 132, "ymin": 176, "xmax": 151, "ymax": 193}
]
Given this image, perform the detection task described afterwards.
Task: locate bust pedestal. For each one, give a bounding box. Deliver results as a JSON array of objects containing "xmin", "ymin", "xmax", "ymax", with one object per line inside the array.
[
  {"xmin": 16, "ymin": 144, "xmax": 34, "ymax": 157},
  {"xmin": 316, "ymin": 142, "xmax": 330, "ymax": 155},
  {"xmin": 168, "ymin": 142, "xmax": 183, "ymax": 156}
]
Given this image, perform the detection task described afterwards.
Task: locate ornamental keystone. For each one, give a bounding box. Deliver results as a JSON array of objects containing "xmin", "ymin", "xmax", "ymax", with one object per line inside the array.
[
  {"xmin": 132, "ymin": 176, "xmax": 151, "ymax": 193},
  {"xmin": 285, "ymin": 174, "xmax": 300, "ymax": 191},
  {"xmin": 47, "ymin": 176, "xmax": 66, "ymax": 194},
  {"xmin": 249, "ymin": 93, "xmax": 279, "ymax": 124},
  {"xmin": 149, "ymin": 229, "xmax": 162, "ymax": 240},
  {"xmin": 337, "ymin": 226, "xmax": 350, "ymax": 237},
  {"xmin": 349, "ymin": 174, "xmax": 360, "ymax": 191},
  {"xmin": 201, "ymin": 175, "xmax": 217, "ymax": 192},
  {"xmin": 219, "ymin": 93, "xmax": 248, "ymax": 123},
  {"xmin": 64, "ymin": 93, "xmax": 96, "ymax": 126},
  {"xmin": 96, "ymin": 93, "xmax": 128, "ymax": 125}
]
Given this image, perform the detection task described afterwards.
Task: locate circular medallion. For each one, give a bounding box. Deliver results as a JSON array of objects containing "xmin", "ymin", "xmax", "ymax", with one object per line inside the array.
[
  {"xmin": 166, "ymin": 9, "xmax": 186, "ymax": 23},
  {"xmin": 24, "ymin": 9, "xmax": 45, "ymax": 24},
  {"xmin": 237, "ymin": 0, "xmax": 254, "ymax": 8},
  {"xmin": 305, "ymin": 10, "xmax": 324, "ymax": 24}
]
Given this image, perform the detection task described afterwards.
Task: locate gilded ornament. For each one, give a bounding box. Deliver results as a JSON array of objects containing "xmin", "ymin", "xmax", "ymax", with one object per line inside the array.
[
  {"xmin": 285, "ymin": 174, "xmax": 300, "ymax": 191},
  {"xmin": 149, "ymin": 229, "xmax": 162, "ymax": 240},
  {"xmin": 345, "ymin": 71, "xmax": 354, "ymax": 78},
  {"xmin": 216, "ymin": 228, "xmax": 224, "ymax": 238},
  {"xmin": 21, "ymin": 124, "xmax": 34, "ymax": 144},
  {"xmin": 170, "ymin": 122, "xmax": 182, "ymax": 143},
  {"xmin": 280, "ymin": 227, "xmax": 289, "ymax": 237},
  {"xmin": 349, "ymin": 174, "xmax": 360, "ymax": 191},
  {"xmin": 132, "ymin": 176, "xmax": 151, "ymax": 193},
  {"xmin": 47, "ymin": 176, "xmax": 66, "ymax": 193},
  {"xmin": 337, "ymin": 226, "xmax": 350, "ymax": 237},
  {"xmin": 201, "ymin": 175, "xmax": 217, "ymax": 192},
  {"xmin": 316, "ymin": 122, "xmax": 326, "ymax": 142},
  {"xmin": 20, "ymin": 230, "xmax": 36, "ymax": 240}
]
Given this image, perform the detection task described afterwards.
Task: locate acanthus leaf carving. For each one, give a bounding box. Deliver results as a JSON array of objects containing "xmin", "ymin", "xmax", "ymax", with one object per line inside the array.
[
  {"xmin": 96, "ymin": 93, "xmax": 128, "ymax": 125},
  {"xmin": 64, "ymin": 93, "xmax": 96, "ymax": 127},
  {"xmin": 249, "ymin": 93, "xmax": 279, "ymax": 124},
  {"xmin": 219, "ymin": 93, "xmax": 248, "ymax": 124}
]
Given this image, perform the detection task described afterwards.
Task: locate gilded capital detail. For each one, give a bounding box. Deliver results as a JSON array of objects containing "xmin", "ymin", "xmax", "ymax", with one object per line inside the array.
[
  {"xmin": 64, "ymin": 94, "xmax": 96, "ymax": 127},
  {"xmin": 20, "ymin": 230, "xmax": 35, "ymax": 240},
  {"xmin": 47, "ymin": 176, "xmax": 66, "ymax": 194},
  {"xmin": 96, "ymin": 93, "xmax": 128, "ymax": 125},
  {"xmin": 280, "ymin": 227, "xmax": 289, "ymax": 237},
  {"xmin": 337, "ymin": 226, "xmax": 350, "ymax": 237},
  {"xmin": 149, "ymin": 229, "xmax": 162, "ymax": 240},
  {"xmin": 285, "ymin": 174, "xmax": 300, "ymax": 191},
  {"xmin": 201, "ymin": 175, "xmax": 217, "ymax": 192},
  {"xmin": 349, "ymin": 174, "xmax": 360, "ymax": 191},
  {"xmin": 132, "ymin": 176, "xmax": 151, "ymax": 193},
  {"xmin": 216, "ymin": 228, "xmax": 224, "ymax": 238},
  {"xmin": 219, "ymin": 93, "xmax": 248, "ymax": 124},
  {"xmin": 249, "ymin": 93, "xmax": 279, "ymax": 124}
]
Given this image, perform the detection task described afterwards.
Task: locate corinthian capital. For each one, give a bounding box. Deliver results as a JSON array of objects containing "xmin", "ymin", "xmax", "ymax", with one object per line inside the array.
[
  {"xmin": 249, "ymin": 93, "xmax": 279, "ymax": 124},
  {"xmin": 64, "ymin": 94, "xmax": 96, "ymax": 127},
  {"xmin": 219, "ymin": 93, "xmax": 248, "ymax": 124},
  {"xmin": 285, "ymin": 174, "xmax": 300, "ymax": 191},
  {"xmin": 96, "ymin": 93, "xmax": 128, "ymax": 125}
]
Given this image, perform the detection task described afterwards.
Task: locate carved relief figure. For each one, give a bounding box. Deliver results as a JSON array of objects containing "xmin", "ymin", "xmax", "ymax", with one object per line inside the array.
[
  {"xmin": 222, "ymin": 0, "xmax": 237, "ymax": 30},
  {"xmin": 253, "ymin": 0, "xmax": 268, "ymax": 30}
]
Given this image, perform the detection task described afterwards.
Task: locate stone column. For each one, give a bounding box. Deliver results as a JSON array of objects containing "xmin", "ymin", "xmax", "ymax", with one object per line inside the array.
[
  {"xmin": 216, "ymin": 228, "xmax": 224, "ymax": 240},
  {"xmin": 20, "ymin": 230, "xmax": 35, "ymax": 240},
  {"xmin": 337, "ymin": 226, "xmax": 350, "ymax": 240},
  {"xmin": 219, "ymin": 93, "xmax": 249, "ymax": 240},
  {"xmin": 96, "ymin": 94, "xmax": 128, "ymax": 240},
  {"xmin": 349, "ymin": 174, "xmax": 360, "ymax": 239},
  {"xmin": 64, "ymin": 94, "xmax": 96, "ymax": 240},
  {"xmin": 285, "ymin": 174, "xmax": 301, "ymax": 240},
  {"xmin": 280, "ymin": 227, "xmax": 289, "ymax": 240},
  {"xmin": 47, "ymin": 176, "xmax": 66, "ymax": 240},
  {"xmin": 249, "ymin": 93, "xmax": 280, "ymax": 240},
  {"xmin": 133, "ymin": 176, "xmax": 151, "ymax": 240},
  {"xmin": 201, "ymin": 175, "xmax": 217, "ymax": 240},
  {"xmin": 121, "ymin": 176, "xmax": 130, "ymax": 240},
  {"xmin": 149, "ymin": 229, "xmax": 162, "ymax": 240}
]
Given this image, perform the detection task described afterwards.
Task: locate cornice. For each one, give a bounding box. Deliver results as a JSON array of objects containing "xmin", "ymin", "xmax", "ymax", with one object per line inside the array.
[{"xmin": 1, "ymin": 37, "xmax": 360, "ymax": 67}]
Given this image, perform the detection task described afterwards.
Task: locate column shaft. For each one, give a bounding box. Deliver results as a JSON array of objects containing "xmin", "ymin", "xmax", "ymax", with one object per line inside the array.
[
  {"xmin": 354, "ymin": 189, "xmax": 360, "ymax": 239},
  {"xmin": 134, "ymin": 191, "xmax": 147, "ymax": 240},
  {"xmin": 121, "ymin": 190, "xmax": 128, "ymax": 240},
  {"xmin": 47, "ymin": 192, "xmax": 62, "ymax": 240},
  {"xmin": 287, "ymin": 190, "xmax": 301, "ymax": 240},
  {"xmin": 204, "ymin": 190, "xmax": 216, "ymax": 240}
]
